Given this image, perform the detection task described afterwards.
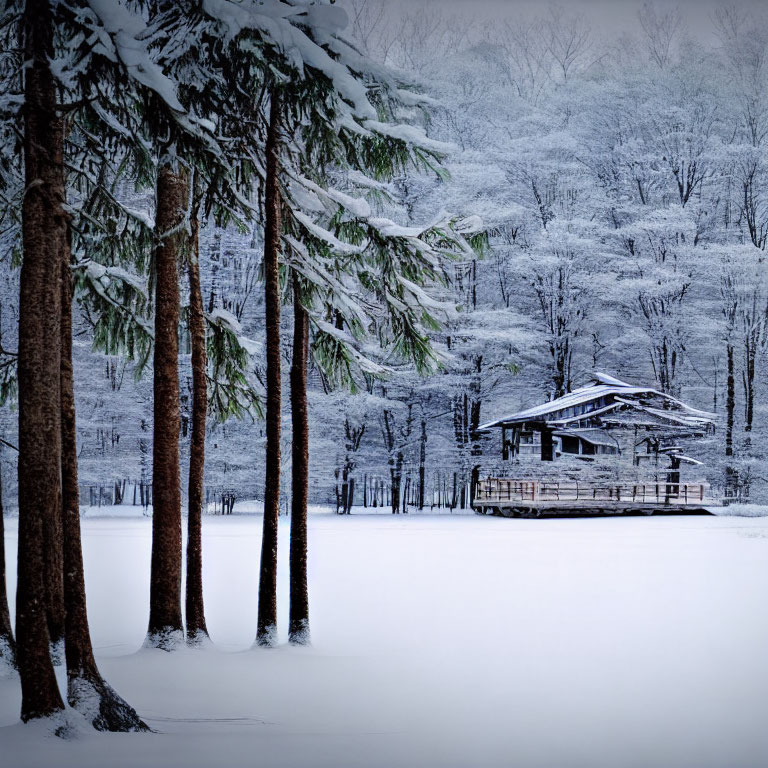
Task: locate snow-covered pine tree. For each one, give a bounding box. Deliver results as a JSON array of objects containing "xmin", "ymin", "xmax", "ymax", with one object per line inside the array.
[
  {"xmin": 145, "ymin": 0, "xmax": 208, "ymax": 652},
  {"xmin": 0, "ymin": 0, "xmax": 172, "ymax": 729},
  {"xmin": 61, "ymin": 0, "xmax": 265, "ymax": 651},
  {"xmin": 142, "ymin": 1, "xmax": 294, "ymax": 650},
  {"xmin": 36, "ymin": 0, "xmax": 291, "ymax": 655},
  {"xmin": 259, "ymin": 13, "xmax": 486, "ymax": 637},
  {"xmin": 59, "ymin": 0, "xmax": 397, "ymax": 651},
  {"xmin": 142, "ymin": 0, "xmax": 477, "ymax": 647},
  {"xmin": 161, "ymin": 0, "xmax": 487, "ymax": 645},
  {"xmin": 50, "ymin": 0, "xmax": 172, "ymax": 724}
]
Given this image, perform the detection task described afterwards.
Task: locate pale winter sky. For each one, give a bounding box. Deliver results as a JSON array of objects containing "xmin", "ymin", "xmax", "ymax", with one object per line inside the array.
[{"xmin": 342, "ymin": 0, "xmax": 767, "ymax": 45}]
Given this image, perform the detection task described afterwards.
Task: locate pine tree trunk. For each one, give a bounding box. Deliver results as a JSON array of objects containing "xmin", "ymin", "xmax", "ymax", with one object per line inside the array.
[
  {"xmin": 340, "ymin": 471, "xmax": 349, "ymax": 515},
  {"xmin": 469, "ymin": 464, "xmax": 480, "ymax": 509},
  {"xmin": 147, "ymin": 164, "xmax": 188, "ymax": 650},
  {"xmin": 744, "ymin": 335, "xmax": 756, "ymax": 433},
  {"xmin": 288, "ymin": 272, "xmax": 310, "ymax": 645},
  {"xmin": 347, "ymin": 478, "xmax": 355, "ymax": 514},
  {"xmin": 16, "ymin": 0, "xmax": 66, "ymax": 719},
  {"xmin": 256, "ymin": 90, "xmax": 282, "ymax": 648},
  {"xmin": 0, "ymin": 462, "xmax": 15, "ymax": 669},
  {"xmin": 726, "ymin": 343, "xmax": 735, "ymax": 458},
  {"xmin": 186, "ymin": 216, "xmax": 209, "ymax": 645},
  {"xmin": 60, "ymin": 265, "xmax": 148, "ymax": 731},
  {"xmin": 390, "ymin": 459, "xmax": 401, "ymax": 515},
  {"xmin": 418, "ymin": 420, "xmax": 426, "ymax": 510},
  {"xmin": 43, "ymin": 494, "xmax": 65, "ymax": 664},
  {"xmin": 725, "ymin": 341, "xmax": 737, "ymax": 497}
]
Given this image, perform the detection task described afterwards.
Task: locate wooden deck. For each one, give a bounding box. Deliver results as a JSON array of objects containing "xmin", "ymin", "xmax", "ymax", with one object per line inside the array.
[{"xmin": 473, "ymin": 478, "xmax": 718, "ymax": 517}]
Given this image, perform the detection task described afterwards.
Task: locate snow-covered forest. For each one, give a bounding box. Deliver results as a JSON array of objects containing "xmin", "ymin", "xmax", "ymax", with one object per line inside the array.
[
  {"xmin": 5, "ymin": 0, "xmax": 768, "ymax": 514},
  {"xmin": 2, "ymin": 1, "xmax": 768, "ymax": 765}
]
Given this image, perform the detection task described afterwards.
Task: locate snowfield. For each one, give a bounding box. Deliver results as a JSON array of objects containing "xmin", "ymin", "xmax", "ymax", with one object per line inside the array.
[{"xmin": 2, "ymin": 509, "xmax": 768, "ymax": 768}]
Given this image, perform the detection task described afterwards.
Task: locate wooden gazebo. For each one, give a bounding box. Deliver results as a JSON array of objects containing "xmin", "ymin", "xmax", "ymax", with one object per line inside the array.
[{"xmin": 473, "ymin": 373, "xmax": 718, "ymax": 517}]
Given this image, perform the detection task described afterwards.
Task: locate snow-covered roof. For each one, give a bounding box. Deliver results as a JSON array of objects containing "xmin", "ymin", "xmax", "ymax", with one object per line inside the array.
[
  {"xmin": 670, "ymin": 455, "xmax": 704, "ymax": 466},
  {"xmin": 547, "ymin": 402, "xmax": 621, "ymax": 427},
  {"xmin": 590, "ymin": 372, "xmax": 633, "ymax": 387},
  {"xmin": 615, "ymin": 399, "xmax": 714, "ymax": 428},
  {"xmin": 658, "ymin": 447, "xmax": 704, "ymax": 465},
  {"xmin": 477, "ymin": 373, "xmax": 715, "ymax": 432}
]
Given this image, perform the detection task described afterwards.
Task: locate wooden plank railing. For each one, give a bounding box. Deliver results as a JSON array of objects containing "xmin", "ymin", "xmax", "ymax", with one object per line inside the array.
[{"xmin": 474, "ymin": 478, "xmax": 709, "ymax": 506}]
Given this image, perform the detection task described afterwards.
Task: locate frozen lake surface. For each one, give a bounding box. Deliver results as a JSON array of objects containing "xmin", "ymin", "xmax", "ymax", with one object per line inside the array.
[{"xmin": 2, "ymin": 510, "xmax": 768, "ymax": 767}]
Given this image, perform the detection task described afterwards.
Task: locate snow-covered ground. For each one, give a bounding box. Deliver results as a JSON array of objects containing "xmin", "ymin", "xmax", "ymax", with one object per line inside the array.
[
  {"xmin": 709, "ymin": 503, "xmax": 768, "ymax": 517},
  {"xmin": 2, "ymin": 509, "xmax": 768, "ymax": 768}
]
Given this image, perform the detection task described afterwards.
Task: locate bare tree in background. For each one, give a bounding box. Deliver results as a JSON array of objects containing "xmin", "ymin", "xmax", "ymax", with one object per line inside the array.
[
  {"xmin": 544, "ymin": 6, "xmax": 594, "ymax": 83},
  {"xmin": 494, "ymin": 17, "xmax": 553, "ymax": 105},
  {"xmin": 344, "ymin": 0, "xmax": 472, "ymax": 73},
  {"xmin": 345, "ymin": 0, "xmax": 393, "ymax": 59},
  {"xmin": 638, "ymin": 1, "xmax": 682, "ymax": 70}
]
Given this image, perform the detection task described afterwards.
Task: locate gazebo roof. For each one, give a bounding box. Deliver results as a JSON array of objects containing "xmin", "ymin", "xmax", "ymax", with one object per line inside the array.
[{"xmin": 477, "ymin": 373, "xmax": 715, "ymax": 432}]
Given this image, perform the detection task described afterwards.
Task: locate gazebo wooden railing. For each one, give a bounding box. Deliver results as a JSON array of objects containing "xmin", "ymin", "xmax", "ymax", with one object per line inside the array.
[{"xmin": 474, "ymin": 478, "xmax": 710, "ymax": 506}]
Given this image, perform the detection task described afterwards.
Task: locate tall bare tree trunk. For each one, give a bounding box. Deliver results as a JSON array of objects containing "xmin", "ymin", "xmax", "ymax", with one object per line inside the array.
[
  {"xmin": 418, "ymin": 419, "xmax": 426, "ymax": 510},
  {"xmin": 60, "ymin": 263, "xmax": 148, "ymax": 731},
  {"xmin": 726, "ymin": 343, "xmax": 735, "ymax": 457},
  {"xmin": 186, "ymin": 215, "xmax": 209, "ymax": 645},
  {"xmin": 147, "ymin": 164, "xmax": 189, "ymax": 650},
  {"xmin": 16, "ymin": 0, "xmax": 66, "ymax": 720},
  {"xmin": 289, "ymin": 273, "xmax": 309, "ymax": 645},
  {"xmin": 724, "ymin": 342, "xmax": 738, "ymax": 497},
  {"xmin": 0, "ymin": 456, "xmax": 15, "ymax": 669},
  {"xmin": 743, "ymin": 332, "xmax": 757, "ymax": 433},
  {"xmin": 391, "ymin": 453, "xmax": 402, "ymax": 515},
  {"xmin": 256, "ymin": 90, "xmax": 282, "ymax": 648}
]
